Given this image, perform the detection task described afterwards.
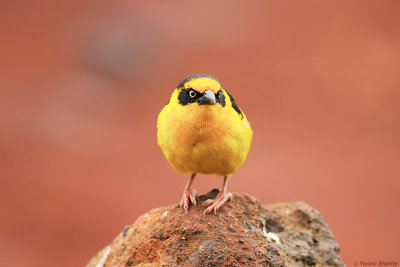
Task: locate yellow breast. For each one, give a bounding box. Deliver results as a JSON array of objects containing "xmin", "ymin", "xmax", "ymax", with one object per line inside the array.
[{"xmin": 157, "ymin": 90, "xmax": 252, "ymax": 177}]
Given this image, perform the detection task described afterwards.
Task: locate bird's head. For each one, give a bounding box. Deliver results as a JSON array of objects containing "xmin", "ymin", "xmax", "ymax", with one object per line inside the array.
[{"xmin": 175, "ymin": 74, "xmax": 226, "ymax": 107}]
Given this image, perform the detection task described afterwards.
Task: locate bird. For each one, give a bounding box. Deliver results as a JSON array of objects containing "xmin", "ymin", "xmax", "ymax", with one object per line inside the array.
[{"xmin": 157, "ymin": 74, "xmax": 253, "ymax": 214}]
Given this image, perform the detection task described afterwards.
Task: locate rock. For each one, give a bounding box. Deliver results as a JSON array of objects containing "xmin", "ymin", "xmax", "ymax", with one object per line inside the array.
[{"xmin": 87, "ymin": 190, "xmax": 344, "ymax": 267}]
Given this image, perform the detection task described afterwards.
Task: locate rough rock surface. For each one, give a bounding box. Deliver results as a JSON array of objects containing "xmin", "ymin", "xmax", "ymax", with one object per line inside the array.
[{"xmin": 87, "ymin": 190, "xmax": 344, "ymax": 267}]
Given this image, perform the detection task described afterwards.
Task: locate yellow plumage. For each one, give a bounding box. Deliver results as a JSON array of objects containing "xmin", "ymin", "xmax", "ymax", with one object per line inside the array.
[{"xmin": 157, "ymin": 74, "xmax": 253, "ymax": 213}]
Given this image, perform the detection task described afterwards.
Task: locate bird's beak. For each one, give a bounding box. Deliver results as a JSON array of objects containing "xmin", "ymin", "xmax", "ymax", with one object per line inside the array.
[{"xmin": 197, "ymin": 89, "xmax": 217, "ymax": 105}]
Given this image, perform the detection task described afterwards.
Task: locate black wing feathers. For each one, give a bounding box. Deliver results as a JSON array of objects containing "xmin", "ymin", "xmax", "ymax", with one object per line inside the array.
[{"xmin": 225, "ymin": 90, "xmax": 243, "ymax": 119}]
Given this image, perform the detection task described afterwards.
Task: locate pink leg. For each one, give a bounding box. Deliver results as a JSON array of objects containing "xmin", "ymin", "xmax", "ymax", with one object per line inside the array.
[
  {"xmin": 180, "ymin": 174, "xmax": 197, "ymax": 213},
  {"xmin": 203, "ymin": 176, "xmax": 233, "ymax": 214}
]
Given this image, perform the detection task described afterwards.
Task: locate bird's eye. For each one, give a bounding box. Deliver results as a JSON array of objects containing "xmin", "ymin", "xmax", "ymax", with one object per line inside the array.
[{"xmin": 189, "ymin": 90, "xmax": 196, "ymax": 98}]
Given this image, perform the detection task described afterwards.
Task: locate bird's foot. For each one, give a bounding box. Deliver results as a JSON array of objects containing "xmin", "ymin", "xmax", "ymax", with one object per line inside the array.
[
  {"xmin": 203, "ymin": 191, "xmax": 233, "ymax": 214},
  {"xmin": 180, "ymin": 188, "xmax": 197, "ymax": 213}
]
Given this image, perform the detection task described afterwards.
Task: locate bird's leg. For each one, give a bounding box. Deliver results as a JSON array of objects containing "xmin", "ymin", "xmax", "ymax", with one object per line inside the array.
[
  {"xmin": 180, "ymin": 174, "xmax": 197, "ymax": 213},
  {"xmin": 203, "ymin": 176, "xmax": 233, "ymax": 214}
]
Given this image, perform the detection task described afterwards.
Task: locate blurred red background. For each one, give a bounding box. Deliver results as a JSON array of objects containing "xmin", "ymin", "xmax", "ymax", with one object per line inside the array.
[{"xmin": 1, "ymin": 1, "xmax": 399, "ymax": 266}]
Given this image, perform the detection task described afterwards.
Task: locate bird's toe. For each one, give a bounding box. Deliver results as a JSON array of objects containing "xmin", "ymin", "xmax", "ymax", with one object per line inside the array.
[
  {"xmin": 189, "ymin": 189, "xmax": 197, "ymax": 206},
  {"xmin": 203, "ymin": 192, "xmax": 233, "ymax": 214},
  {"xmin": 180, "ymin": 188, "xmax": 197, "ymax": 213},
  {"xmin": 179, "ymin": 196, "xmax": 189, "ymax": 213},
  {"xmin": 203, "ymin": 198, "xmax": 215, "ymax": 207}
]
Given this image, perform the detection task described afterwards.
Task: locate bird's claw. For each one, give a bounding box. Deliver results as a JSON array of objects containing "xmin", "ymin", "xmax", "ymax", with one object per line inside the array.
[
  {"xmin": 180, "ymin": 189, "xmax": 197, "ymax": 213},
  {"xmin": 203, "ymin": 192, "xmax": 233, "ymax": 214}
]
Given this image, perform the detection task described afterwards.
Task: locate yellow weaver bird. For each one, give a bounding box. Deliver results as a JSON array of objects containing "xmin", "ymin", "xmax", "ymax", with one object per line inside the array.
[{"xmin": 157, "ymin": 74, "xmax": 253, "ymax": 214}]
